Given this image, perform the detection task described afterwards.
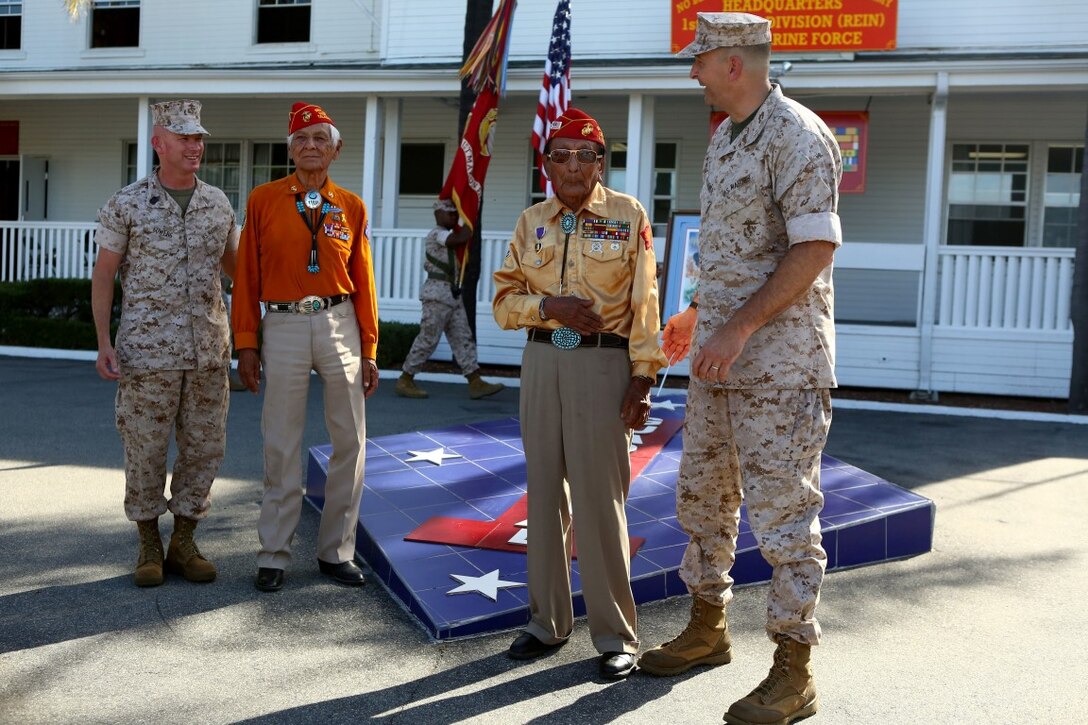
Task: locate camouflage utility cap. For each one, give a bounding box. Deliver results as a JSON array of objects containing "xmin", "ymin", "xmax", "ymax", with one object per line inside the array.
[
  {"xmin": 677, "ymin": 12, "xmax": 771, "ymax": 57},
  {"xmin": 150, "ymin": 99, "xmax": 210, "ymax": 136}
]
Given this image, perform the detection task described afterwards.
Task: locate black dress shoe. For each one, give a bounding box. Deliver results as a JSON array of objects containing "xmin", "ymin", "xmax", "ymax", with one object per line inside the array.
[
  {"xmin": 317, "ymin": 559, "xmax": 366, "ymax": 586},
  {"xmin": 599, "ymin": 652, "xmax": 637, "ymax": 680},
  {"xmin": 255, "ymin": 567, "xmax": 284, "ymax": 592},
  {"xmin": 508, "ymin": 631, "xmax": 566, "ymax": 660}
]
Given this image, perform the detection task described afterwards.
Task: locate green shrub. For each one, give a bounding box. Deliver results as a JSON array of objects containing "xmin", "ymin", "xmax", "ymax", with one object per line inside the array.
[
  {"xmin": 0, "ymin": 278, "xmax": 118, "ymax": 322},
  {"xmin": 0, "ymin": 315, "xmax": 99, "ymax": 350},
  {"xmin": 376, "ymin": 320, "xmax": 420, "ymax": 369}
]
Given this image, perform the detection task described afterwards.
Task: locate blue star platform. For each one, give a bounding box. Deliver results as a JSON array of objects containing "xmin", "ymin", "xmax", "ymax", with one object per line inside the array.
[{"xmin": 304, "ymin": 393, "xmax": 934, "ymax": 640}]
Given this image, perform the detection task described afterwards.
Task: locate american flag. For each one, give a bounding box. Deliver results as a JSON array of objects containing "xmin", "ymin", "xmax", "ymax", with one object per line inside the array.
[{"xmin": 531, "ymin": 0, "xmax": 572, "ymax": 197}]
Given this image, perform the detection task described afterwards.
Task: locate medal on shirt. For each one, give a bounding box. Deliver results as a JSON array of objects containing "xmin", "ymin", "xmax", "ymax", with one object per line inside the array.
[{"xmin": 551, "ymin": 210, "xmax": 581, "ymax": 350}]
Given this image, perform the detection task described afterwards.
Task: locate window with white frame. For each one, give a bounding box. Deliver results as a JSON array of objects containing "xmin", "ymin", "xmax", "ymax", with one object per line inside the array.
[
  {"xmin": 91, "ymin": 0, "xmax": 139, "ymax": 48},
  {"xmin": 605, "ymin": 141, "xmax": 628, "ymax": 194},
  {"xmin": 251, "ymin": 142, "xmax": 294, "ymax": 188},
  {"xmin": 127, "ymin": 140, "xmax": 277, "ymax": 217},
  {"xmin": 529, "ymin": 163, "xmax": 547, "ymax": 207},
  {"xmin": 605, "ymin": 141, "xmax": 678, "ymax": 236},
  {"xmin": 257, "ymin": 0, "xmax": 311, "ymax": 44},
  {"xmin": 198, "ymin": 142, "xmax": 243, "ymax": 211},
  {"xmin": 1042, "ymin": 145, "xmax": 1083, "ymax": 248},
  {"xmin": 650, "ymin": 142, "xmax": 678, "ymax": 237},
  {"xmin": 947, "ymin": 143, "xmax": 1029, "ymax": 247},
  {"xmin": 0, "ymin": 2, "xmax": 21, "ymax": 50},
  {"xmin": 124, "ymin": 142, "xmax": 157, "ymax": 185}
]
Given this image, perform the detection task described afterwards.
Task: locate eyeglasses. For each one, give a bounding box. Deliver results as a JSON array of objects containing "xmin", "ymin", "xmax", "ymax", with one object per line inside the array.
[
  {"xmin": 546, "ymin": 149, "xmax": 602, "ymax": 165},
  {"xmin": 291, "ymin": 134, "xmax": 333, "ymax": 148}
]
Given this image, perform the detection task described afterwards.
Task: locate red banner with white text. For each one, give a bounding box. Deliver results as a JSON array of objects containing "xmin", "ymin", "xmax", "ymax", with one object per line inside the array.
[{"xmin": 672, "ymin": 0, "xmax": 897, "ymax": 54}]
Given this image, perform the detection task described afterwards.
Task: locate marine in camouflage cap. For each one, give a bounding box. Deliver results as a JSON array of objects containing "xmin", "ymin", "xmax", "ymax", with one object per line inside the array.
[
  {"xmin": 150, "ymin": 99, "xmax": 210, "ymax": 136},
  {"xmin": 676, "ymin": 12, "xmax": 771, "ymax": 57}
]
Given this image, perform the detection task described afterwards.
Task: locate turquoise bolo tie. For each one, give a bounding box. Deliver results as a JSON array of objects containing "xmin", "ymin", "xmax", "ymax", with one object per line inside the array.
[{"xmin": 550, "ymin": 211, "xmax": 581, "ymax": 350}]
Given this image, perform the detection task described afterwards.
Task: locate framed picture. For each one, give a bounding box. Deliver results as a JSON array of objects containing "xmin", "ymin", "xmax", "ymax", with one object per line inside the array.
[{"xmin": 660, "ymin": 210, "xmax": 701, "ymax": 322}]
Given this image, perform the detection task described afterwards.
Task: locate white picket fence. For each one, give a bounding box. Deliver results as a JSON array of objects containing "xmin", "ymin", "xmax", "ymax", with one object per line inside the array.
[
  {"xmin": 936, "ymin": 247, "xmax": 1075, "ymax": 332},
  {"xmin": 1, "ymin": 221, "xmax": 1077, "ymax": 396},
  {"xmin": 3, "ymin": 221, "xmax": 1074, "ymax": 332},
  {"xmin": 0, "ymin": 222, "xmax": 98, "ymax": 282}
]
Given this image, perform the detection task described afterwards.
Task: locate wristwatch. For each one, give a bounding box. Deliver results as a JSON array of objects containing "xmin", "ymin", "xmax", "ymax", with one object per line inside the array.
[
  {"xmin": 538, "ymin": 297, "xmax": 549, "ymax": 321},
  {"xmin": 688, "ymin": 300, "xmax": 698, "ymax": 311}
]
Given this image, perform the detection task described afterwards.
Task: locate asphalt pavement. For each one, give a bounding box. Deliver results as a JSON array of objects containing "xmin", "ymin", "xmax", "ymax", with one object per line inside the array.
[{"xmin": 1, "ymin": 353, "xmax": 1086, "ymax": 724}]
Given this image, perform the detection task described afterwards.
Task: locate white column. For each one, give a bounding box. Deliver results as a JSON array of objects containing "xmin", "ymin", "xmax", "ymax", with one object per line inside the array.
[
  {"xmin": 380, "ymin": 98, "xmax": 401, "ymax": 228},
  {"xmin": 636, "ymin": 95, "xmax": 655, "ymax": 214},
  {"xmin": 362, "ymin": 94, "xmax": 380, "ymax": 221},
  {"xmin": 625, "ymin": 94, "xmax": 645, "ymax": 200},
  {"xmin": 915, "ymin": 72, "xmax": 949, "ymax": 399},
  {"xmin": 624, "ymin": 94, "xmax": 656, "ymax": 213},
  {"xmin": 136, "ymin": 96, "xmax": 152, "ymax": 178}
]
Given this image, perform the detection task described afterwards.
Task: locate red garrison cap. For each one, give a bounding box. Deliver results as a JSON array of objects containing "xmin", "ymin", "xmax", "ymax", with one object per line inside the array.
[
  {"xmin": 288, "ymin": 102, "xmax": 335, "ymax": 135},
  {"xmin": 547, "ymin": 107, "xmax": 605, "ymax": 147}
]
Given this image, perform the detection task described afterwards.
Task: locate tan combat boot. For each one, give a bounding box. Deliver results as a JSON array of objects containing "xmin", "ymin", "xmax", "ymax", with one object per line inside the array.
[
  {"xmin": 723, "ymin": 634, "xmax": 818, "ymax": 725},
  {"xmin": 466, "ymin": 372, "xmax": 504, "ymax": 399},
  {"xmin": 638, "ymin": 596, "xmax": 732, "ymax": 676},
  {"xmin": 134, "ymin": 518, "xmax": 164, "ymax": 587},
  {"xmin": 395, "ymin": 372, "xmax": 429, "ymax": 399},
  {"xmin": 165, "ymin": 515, "xmax": 217, "ymax": 583}
]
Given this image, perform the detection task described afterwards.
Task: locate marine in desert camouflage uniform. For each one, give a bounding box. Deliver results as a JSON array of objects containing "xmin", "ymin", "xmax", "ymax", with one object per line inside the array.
[
  {"xmin": 638, "ymin": 14, "xmax": 843, "ymax": 725},
  {"xmin": 91, "ymin": 99, "xmax": 238, "ymax": 588},
  {"xmin": 395, "ymin": 198, "xmax": 504, "ymax": 400}
]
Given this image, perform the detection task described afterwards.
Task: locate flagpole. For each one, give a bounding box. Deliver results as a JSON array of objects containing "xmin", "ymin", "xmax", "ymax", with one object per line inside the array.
[
  {"xmin": 438, "ymin": 0, "xmax": 519, "ymax": 338},
  {"xmin": 457, "ymin": 1, "xmax": 495, "ymax": 337}
]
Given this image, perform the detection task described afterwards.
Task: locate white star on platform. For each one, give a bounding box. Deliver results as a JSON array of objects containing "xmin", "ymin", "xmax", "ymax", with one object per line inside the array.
[
  {"xmin": 651, "ymin": 399, "xmax": 685, "ymax": 412},
  {"xmin": 405, "ymin": 447, "xmax": 462, "ymax": 465},
  {"xmin": 447, "ymin": 570, "xmax": 526, "ymax": 601}
]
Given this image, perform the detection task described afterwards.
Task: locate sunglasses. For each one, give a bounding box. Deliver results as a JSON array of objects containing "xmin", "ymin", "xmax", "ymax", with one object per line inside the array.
[{"xmin": 546, "ymin": 149, "xmax": 603, "ymax": 165}]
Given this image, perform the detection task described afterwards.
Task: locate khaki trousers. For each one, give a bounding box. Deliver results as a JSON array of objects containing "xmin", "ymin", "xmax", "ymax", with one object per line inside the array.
[
  {"xmin": 257, "ymin": 302, "xmax": 366, "ymax": 569},
  {"xmin": 520, "ymin": 340, "xmax": 638, "ymax": 655},
  {"xmin": 116, "ymin": 367, "xmax": 229, "ymax": 521}
]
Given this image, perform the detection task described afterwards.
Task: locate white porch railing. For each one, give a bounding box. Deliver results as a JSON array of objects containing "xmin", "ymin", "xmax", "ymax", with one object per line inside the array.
[
  {"xmin": 937, "ymin": 246, "xmax": 1075, "ymax": 332},
  {"xmin": 0, "ymin": 222, "xmax": 97, "ymax": 282},
  {"xmin": 370, "ymin": 228, "xmax": 510, "ymax": 305},
  {"xmin": 0, "ymin": 221, "xmax": 1077, "ymax": 335}
]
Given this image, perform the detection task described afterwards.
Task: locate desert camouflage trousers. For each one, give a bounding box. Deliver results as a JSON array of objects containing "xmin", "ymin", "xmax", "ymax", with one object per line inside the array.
[
  {"xmin": 676, "ymin": 384, "xmax": 831, "ymax": 645},
  {"xmin": 402, "ymin": 287, "xmax": 478, "ymax": 376},
  {"xmin": 116, "ymin": 367, "xmax": 229, "ymax": 522}
]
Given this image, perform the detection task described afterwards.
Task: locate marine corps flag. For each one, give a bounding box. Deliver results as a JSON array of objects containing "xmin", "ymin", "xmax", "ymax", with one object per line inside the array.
[{"xmin": 439, "ymin": 0, "xmax": 517, "ymax": 287}]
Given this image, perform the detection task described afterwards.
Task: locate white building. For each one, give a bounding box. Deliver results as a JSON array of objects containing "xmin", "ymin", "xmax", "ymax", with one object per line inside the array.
[{"xmin": 1, "ymin": 0, "xmax": 1085, "ymax": 398}]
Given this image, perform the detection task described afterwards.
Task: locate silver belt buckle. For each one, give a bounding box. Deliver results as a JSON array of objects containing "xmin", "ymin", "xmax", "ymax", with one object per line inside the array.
[{"xmin": 298, "ymin": 295, "xmax": 323, "ymax": 314}]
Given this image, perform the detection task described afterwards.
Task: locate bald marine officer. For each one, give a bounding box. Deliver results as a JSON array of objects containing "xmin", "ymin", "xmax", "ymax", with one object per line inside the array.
[
  {"xmin": 638, "ymin": 13, "xmax": 843, "ymax": 725},
  {"xmin": 91, "ymin": 99, "xmax": 238, "ymax": 587}
]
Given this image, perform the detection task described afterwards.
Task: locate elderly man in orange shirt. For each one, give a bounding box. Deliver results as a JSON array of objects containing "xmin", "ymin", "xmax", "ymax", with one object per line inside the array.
[{"xmin": 232, "ymin": 102, "xmax": 379, "ymax": 593}]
